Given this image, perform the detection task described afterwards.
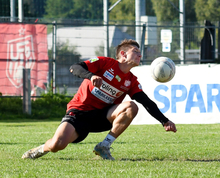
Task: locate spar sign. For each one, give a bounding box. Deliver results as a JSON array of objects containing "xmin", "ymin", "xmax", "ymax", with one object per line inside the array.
[
  {"xmin": 0, "ymin": 24, "xmax": 48, "ymax": 95},
  {"xmin": 154, "ymin": 84, "xmax": 220, "ymax": 113},
  {"xmin": 128, "ymin": 65, "xmax": 220, "ymax": 124},
  {"xmin": 7, "ymin": 35, "xmax": 35, "ymax": 88}
]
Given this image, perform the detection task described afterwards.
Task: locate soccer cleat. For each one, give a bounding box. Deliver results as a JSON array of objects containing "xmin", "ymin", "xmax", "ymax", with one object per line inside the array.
[
  {"xmin": 22, "ymin": 145, "xmax": 48, "ymax": 159},
  {"xmin": 93, "ymin": 142, "xmax": 115, "ymax": 160}
]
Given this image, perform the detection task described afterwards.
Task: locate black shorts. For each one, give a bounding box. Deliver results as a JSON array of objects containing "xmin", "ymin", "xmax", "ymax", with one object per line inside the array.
[{"xmin": 61, "ymin": 105, "xmax": 113, "ymax": 143}]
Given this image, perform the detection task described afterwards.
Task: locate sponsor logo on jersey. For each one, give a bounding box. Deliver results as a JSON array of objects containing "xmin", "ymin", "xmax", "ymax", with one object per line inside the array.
[
  {"xmin": 120, "ymin": 85, "xmax": 129, "ymax": 91},
  {"xmin": 124, "ymin": 80, "xmax": 131, "ymax": 87},
  {"xmin": 103, "ymin": 70, "xmax": 114, "ymax": 81},
  {"xmin": 109, "ymin": 68, "xmax": 114, "ymax": 74},
  {"xmin": 115, "ymin": 75, "xmax": 121, "ymax": 82},
  {"xmin": 116, "ymin": 91, "xmax": 124, "ymax": 97},
  {"xmin": 101, "ymin": 81, "xmax": 124, "ymax": 97},
  {"xmin": 91, "ymin": 87, "xmax": 115, "ymax": 104},
  {"xmin": 89, "ymin": 57, "xmax": 99, "ymax": 63}
]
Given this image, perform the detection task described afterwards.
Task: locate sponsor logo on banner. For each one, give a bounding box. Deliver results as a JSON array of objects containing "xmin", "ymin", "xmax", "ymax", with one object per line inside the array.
[
  {"xmin": 103, "ymin": 70, "xmax": 114, "ymax": 81},
  {"xmin": 154, "ymin": 84, "xmax": 220, "ymax": 113},
  {"xmin": 101, "ymin": 80, "xmax": 124, "ymax": 97},
  {"xmin": 0, "ymin": 24, "xmax": 48, "ymax": 96},
  {"xmin": 6, "ymin": 35, "xmax": 35, "ymax": 88}
]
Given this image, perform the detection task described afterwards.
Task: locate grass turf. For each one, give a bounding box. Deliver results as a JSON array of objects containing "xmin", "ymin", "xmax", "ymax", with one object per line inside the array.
[{"xmin": 0, "ymin": 121, "xmax": 220, "ymax": 177}]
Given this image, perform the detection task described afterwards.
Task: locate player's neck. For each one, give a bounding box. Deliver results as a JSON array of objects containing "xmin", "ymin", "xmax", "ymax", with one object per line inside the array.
[{"xmin": 118, "ymin": 62, "xmax": 132, "ymax": 74}]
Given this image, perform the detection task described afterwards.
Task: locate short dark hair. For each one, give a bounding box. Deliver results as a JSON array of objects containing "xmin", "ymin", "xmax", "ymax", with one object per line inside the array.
[{"xmin": 116, "ymin": 39, "xmax": 140, "ymax": 59}]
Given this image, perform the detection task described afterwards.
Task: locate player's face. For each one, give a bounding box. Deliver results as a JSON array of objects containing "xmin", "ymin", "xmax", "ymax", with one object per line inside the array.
[{"xmin": 125, "ymin": 45, "xmax": 141, "ymax": 66}]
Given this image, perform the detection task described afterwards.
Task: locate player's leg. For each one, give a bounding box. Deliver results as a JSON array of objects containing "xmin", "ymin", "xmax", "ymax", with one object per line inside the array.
[
  {"xmin": 93, "ymin": 101, "xmax": 138, "ymax": 160},
  {"xmin": 107, "ymin": 100, "xmax": 138, "ymax": 138},
  {"xmin": 44, "ymin": 121, "xmax": 79, "ymax": 152},
  {"xmin": 22, "ymin": 122, "xmax": 79, "ymax": 159}
]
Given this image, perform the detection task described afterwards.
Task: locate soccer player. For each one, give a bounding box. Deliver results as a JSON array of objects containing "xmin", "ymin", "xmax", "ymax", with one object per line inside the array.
[{"xmin": 22, "ymin": 39, "xmax": 177, "ymax": 160}]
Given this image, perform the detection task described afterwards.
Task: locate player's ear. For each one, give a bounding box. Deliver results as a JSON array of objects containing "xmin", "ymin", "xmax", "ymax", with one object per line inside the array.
[{"xmin": 120, "ymin": 50, "xmax": 126, "ymax": 58}]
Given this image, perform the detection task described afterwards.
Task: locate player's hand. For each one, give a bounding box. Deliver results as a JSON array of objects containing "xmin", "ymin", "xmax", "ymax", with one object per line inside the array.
[
  {"xmin": 164, "ymin": 121, "xmax": 177, "ymax": 133},
  {"xmin": 69, "ymin": 65, "xmax": 74, "ymax": 73},
  {"xmin": 91, "ymin": 75, "xmax": 102, "ymax": 88}
]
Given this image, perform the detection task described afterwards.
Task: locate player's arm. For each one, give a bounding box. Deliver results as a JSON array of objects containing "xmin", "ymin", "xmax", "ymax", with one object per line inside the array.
[
  {"xmin": 69, "ymin": 62, "xmax": 102, "ymax": 88},
  {"xmin": 69, "ymin": 62, "xmax": 94, "ymax": 79},
  {"xmin": 132, "ymin": 91, "xmax": 177, "ymax": 132}
]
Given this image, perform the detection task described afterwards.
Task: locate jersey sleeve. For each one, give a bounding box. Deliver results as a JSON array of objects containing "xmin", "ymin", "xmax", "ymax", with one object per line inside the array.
[
  {"xmin": 84, "ymin": 56, "xmax": 113, "ymax": 74},
  {"xmin": 127, "ymin": 74, "xmax": 143, "ymax": 98}
]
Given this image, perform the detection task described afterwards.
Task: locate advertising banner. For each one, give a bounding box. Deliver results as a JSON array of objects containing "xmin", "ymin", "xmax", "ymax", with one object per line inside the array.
[
  {"xmin": 128, "ymin": 64, "xmax": 220, "ymax": 124},
  {"xmin": 0, "ymin": 24, "xmax": 48, "ymax": 96}
]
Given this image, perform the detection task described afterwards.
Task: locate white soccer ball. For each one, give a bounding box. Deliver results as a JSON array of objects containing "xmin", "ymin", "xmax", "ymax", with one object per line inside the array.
[{"xmin": 151, "ymin": 57, "xmax": 176, "ymax": 83}]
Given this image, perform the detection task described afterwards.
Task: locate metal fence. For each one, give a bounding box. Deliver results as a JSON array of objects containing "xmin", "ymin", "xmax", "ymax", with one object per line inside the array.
[{"xmin": 0, "ymin": 20, "xmax": 219, "ymax": 97}]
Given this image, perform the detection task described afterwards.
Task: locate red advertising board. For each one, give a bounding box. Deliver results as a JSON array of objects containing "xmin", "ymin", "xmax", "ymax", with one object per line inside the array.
[{"xmin": 0, "ymin": 24, "xmax": 48, "ymax": 96}]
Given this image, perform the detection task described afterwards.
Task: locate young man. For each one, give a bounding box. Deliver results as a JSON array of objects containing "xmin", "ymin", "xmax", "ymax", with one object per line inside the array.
[{"xmin": 22, "ymin": 39, "xmax": 177, "ymax": 160}]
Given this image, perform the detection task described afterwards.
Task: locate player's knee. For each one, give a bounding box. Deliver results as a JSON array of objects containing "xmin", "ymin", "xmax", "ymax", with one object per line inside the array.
[
  {"xmin": 126, "ymin": 101, "xmax": 138, "ymax": 118},
  {"xmin": 49, "ymin": 139, "xmax": 67, "ymax": 152}
]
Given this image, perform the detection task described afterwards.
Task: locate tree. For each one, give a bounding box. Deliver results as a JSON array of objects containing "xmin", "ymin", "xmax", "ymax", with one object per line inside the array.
[
  {"xmin": 44, "ymin": 0, "xmax": 74, "ymax": 19},
  {"xmin": 109, "ymin": 0, "xmax": 135, "ymax": 21},
  {"xmin": 0, "ymin": 0, "xmax": 46, "ymax": 18},
  {"xmin": 151, "ymin": 0, "xmax": 196, "ymax": 23},
  {"xmin": 44, "ymin": 0, "xmax": 137, "ymax": 22},
  {"xmin": 44, "ymin": 0, "xmax": 103, "ymax": 20},
  {"xmin": 109, "ymin": 0, "xmax": 155, "ymax": 21},
  {"xmin": 146, "ymin": 0, "xmax": 156, "ymax": 16},
  {"xmin": 185, "ymin": 0, "xmax": 196, "ymax": 22},
  {"xmin": 195, "ymin": 0, "xmax": 220, "ymax": 21},
  {"xmin": 151, "ymin": 0, "xmax": 179, "ymax": 22},
  {"xmin": 69, "ymin": 0, "xmax": 103, "ymax": 20}
]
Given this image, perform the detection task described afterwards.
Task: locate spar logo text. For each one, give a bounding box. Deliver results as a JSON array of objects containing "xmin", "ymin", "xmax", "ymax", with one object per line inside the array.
[{"xmin": 154, "ymin": 84, "xmax": 220, "ymax": 113}]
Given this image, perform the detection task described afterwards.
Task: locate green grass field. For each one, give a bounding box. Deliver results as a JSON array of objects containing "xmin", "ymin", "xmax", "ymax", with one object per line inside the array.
[{"xmin": 1, "ymin": 120, "xmax": 220, "ymax": 178}]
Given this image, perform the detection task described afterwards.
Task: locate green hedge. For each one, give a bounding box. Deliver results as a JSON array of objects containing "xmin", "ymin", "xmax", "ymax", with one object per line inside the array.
[{"xmin": 0, "ymin": 93, "xmax": 72, "ymax": 120}]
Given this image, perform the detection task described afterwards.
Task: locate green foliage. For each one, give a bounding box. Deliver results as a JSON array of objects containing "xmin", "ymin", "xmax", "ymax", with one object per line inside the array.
[
  {"xmin": 44, "ymin": 0, "xmax": 136, "ymax": 21},
  {"xmin": 0, "ymin": 0, "xmax": 46, "ymax": 18},
  {"xmin": 44, "ymin": 0, "xmax": 74, "ymax": 19},
  {"xmin": 109, "ymin": 0, "xmax": 135, "ymax": 21},
  {"xmin": 1, "ymin": 0, "xmax": 219, "ymax": 23},
  {"xmin": 151, "ymin": 0, "xmax": 179, "ymax": 22},
  {"xmin": 0, "ymin": 93, "xmax": 72, "ymax": 120},
  {"xmin": 31, "ymin": 93, "xmax": 71, "ymax": 119},
  {"xmin": 146, "ymin": 0, "xmax": 156, "ymax": 16},
  {"xmin": 195, "ymin": 0, "xmax": 220, "ymax": 21},
  {"xmin": 0, "ymin": 97, "xmax": 23, "ymax": 116},
  {"xmin": 44, "ymin": 0, "xmax": 103, "ymax": 20},
  {"xmin": 185, "ymin": 1, "xmax": 197, "ymax": 22},
  {"xmin": 1, "ymin": 123, "xmax": 220, "ymax": 177},
  {"xmin": 151, "ymin": 0, "xmax": 196, "ymax": 23}
]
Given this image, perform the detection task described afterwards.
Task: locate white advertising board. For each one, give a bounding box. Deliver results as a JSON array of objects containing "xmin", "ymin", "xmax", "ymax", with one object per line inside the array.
[{"xmin": 127, "ymin": 64, "xmax": 220, "ymax": 125}]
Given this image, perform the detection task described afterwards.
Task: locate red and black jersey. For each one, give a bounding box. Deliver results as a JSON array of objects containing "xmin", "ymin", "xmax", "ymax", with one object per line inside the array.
[{"xmin": 67, "ymin": 56, "xmax": 143, "ymax": 111}]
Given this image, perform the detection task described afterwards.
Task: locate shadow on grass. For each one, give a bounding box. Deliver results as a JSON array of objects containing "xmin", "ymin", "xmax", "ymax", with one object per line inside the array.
[
  {"xmin": 73, "ymin": 142, "xmax": 127, "ymax": 145},
  {"xmin": 0, "ymin": 118, "xmax": 62, "ymax": 123},
  {"xmin": 0, "ymin": 142, "xmax": 46, "ymax": 145},
  {"xmin": 120, "ymin": 158, "xmax": 220, "ymax": 162},
  {"xmin": 186, "ymin": 159, "xmax": 220, "ymax": 162},
  {"xmin": 44, "ymin": 157, "xmax": 220, "ymax": 162}
]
